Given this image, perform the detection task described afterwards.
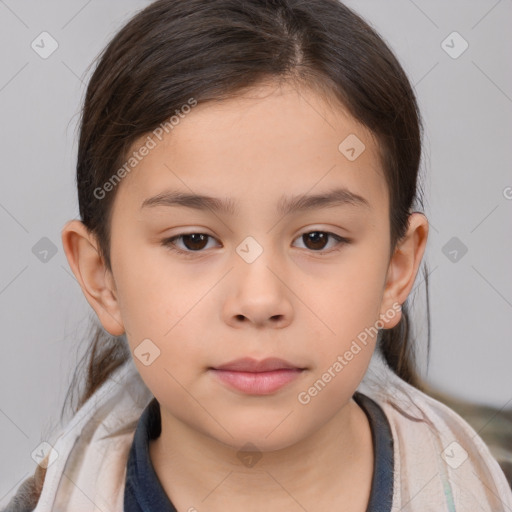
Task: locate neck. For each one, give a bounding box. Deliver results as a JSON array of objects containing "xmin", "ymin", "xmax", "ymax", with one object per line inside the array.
[{"xmin": 149, "ymin": 397, "xmax": 374, "ymax": 511}]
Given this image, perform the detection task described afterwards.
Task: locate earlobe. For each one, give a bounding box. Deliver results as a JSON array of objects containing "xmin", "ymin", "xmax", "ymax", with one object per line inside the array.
[
  {"xmin": 379, "ymin": 212, "xmax": 429, "ymax": 329},
  {"xmin": 61, "ymin": 220, "xmax": 125, "ymax": 336}
]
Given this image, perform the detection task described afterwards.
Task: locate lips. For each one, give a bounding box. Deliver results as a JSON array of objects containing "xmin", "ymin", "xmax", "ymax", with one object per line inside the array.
[
  {"xmin": 209, "ymin": 357, "xmax": 306, "ymax": 395},
  {"xmin": 211, "ymin": 357, "xmax": 304, "ymax": 372}
]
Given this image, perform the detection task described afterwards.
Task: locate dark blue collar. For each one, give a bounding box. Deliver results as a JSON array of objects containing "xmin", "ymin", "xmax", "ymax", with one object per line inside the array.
[
  {"xmin": 124, "ymin": 397, "xmax": 177, "ymax": 511},
  {"xmin": 124, "ymin": 391, "xmax": 393, "ymax": 511}
]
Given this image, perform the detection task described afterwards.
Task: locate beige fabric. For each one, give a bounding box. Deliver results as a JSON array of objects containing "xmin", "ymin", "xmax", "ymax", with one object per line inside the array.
[{"xmin": 32, "ymin": 361, "xmax": 151, "ymax": 512}]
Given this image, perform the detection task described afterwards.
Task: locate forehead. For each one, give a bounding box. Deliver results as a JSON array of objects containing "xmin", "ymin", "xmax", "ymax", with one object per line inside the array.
[{"xmin": 113, "ymin": 81, "xmax": 388, "ymax": 219}]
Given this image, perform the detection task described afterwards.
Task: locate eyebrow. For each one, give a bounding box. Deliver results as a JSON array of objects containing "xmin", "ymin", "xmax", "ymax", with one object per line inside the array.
[{"xmin": 140, "ymin": 186, "xmax": 371, "ymax": 216}]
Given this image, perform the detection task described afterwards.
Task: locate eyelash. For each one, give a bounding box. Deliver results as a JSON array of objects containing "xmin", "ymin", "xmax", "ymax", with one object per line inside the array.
[{"xmin": 161, "ymin": 231, "xmax": 350, "ymax": 257}]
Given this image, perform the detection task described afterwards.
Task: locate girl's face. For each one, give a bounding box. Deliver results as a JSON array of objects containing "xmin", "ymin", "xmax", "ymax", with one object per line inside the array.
[{"xmin": 74, "ymin": 81, "xmax": 426, "ymax": 451}]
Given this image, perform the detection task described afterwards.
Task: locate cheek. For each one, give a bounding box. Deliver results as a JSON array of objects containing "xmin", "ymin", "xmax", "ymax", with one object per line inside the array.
[
  {"xmin": 120, "ymin": 286, "xmax": 207, "ymax": 405},
  {"xmin": 315, "ymin": 255, "xmax": 386, "ymax": 337},
  {"xmin": 112, "ymin": 241, "xmax": 190, "ymax": 332},
  {"xmin": 304, "ymin": 250, "xmax": 387, "ymax": 378},
  {"xmin": 112, "ymin": 249, "xmax": 212, "ymax": 376},
  {"xmin": 329, "ymin": 282, "xmax": 382, "ymax": 340},
  {"xmin": 300, "ymin": 292, "xmax": 379, "ymax": 410}
]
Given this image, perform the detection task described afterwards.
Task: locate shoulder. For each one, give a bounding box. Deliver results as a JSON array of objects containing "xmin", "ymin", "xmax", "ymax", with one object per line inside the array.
[
  {"xmin": 2, "ymin": 358, "xmax": 153, "ymax": 512},
  {"xmin": 376, "ymin": 382, "xmax": 512, "ymax": 510}
]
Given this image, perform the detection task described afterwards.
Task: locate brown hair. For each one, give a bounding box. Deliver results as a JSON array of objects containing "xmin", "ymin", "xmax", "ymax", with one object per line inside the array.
[{"xmin": 62, "ymin": 0, "xmax": 430, "ymax": 420}]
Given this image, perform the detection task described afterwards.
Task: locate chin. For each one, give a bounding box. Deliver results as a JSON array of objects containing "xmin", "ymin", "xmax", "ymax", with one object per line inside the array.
[{"xmin": 210, "ymin": 424, "xmax": 307, "ymax": 455}]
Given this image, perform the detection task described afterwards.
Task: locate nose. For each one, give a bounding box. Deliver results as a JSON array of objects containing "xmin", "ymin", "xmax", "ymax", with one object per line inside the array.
[{"xmin": 222, "ymin": 249, "xmax": 294, "ymax": 329}]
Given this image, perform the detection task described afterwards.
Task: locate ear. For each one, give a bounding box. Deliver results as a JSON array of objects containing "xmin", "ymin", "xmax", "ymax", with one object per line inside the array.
[
  {"xmin": 379, "ymin": 212, "xmax": 429, "ymax": 329},
  {"xmin": 61, "ymin": 220, "xmax": 125, "ymax": 336}
]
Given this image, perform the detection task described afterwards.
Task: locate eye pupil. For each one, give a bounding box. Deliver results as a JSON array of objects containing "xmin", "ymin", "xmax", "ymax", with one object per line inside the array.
[
  {"xmin": 304, "ymin": 231, "xmax": 328, "ymax": 250},
  {"xmin": 183, "ymin": 233, "xmax": 208, "ymax": 250}
]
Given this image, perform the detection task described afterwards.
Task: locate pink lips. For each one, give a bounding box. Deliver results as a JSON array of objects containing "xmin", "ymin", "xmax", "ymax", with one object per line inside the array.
[{"xmin": 210, "ymin": 357, "xmax": 305, "ymax": 395}]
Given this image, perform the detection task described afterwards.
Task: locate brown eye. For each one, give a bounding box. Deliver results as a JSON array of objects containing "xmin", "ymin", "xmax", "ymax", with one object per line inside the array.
[
  {"xmin": 179, "ymin": 233, "xmax": 209, "ymax": 251},
  {"xmin": 293, "ymin": 231, "xmax": 349, "ymax": 253},
  {"xmin": 162, "ymin": 233, "xmax": 217, "ymax": 255},
  {"xmin": 303, "ymin": 232, "xmax": 328, "ymax": 250},
  {"xmin": 162, "ymin": 230, "xmax": 349, "ymax": 257}
]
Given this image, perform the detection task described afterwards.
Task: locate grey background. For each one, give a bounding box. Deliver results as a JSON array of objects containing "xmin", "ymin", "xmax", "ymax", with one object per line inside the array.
[{"xmin": 0, "ymin": 0, "xmax": 511, "ymax": 505}]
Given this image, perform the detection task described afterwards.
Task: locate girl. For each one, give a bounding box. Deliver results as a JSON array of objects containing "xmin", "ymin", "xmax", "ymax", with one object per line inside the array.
[{"xmin": 4, "ymin": 0, "xmax": 511, "ymax": 510}]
